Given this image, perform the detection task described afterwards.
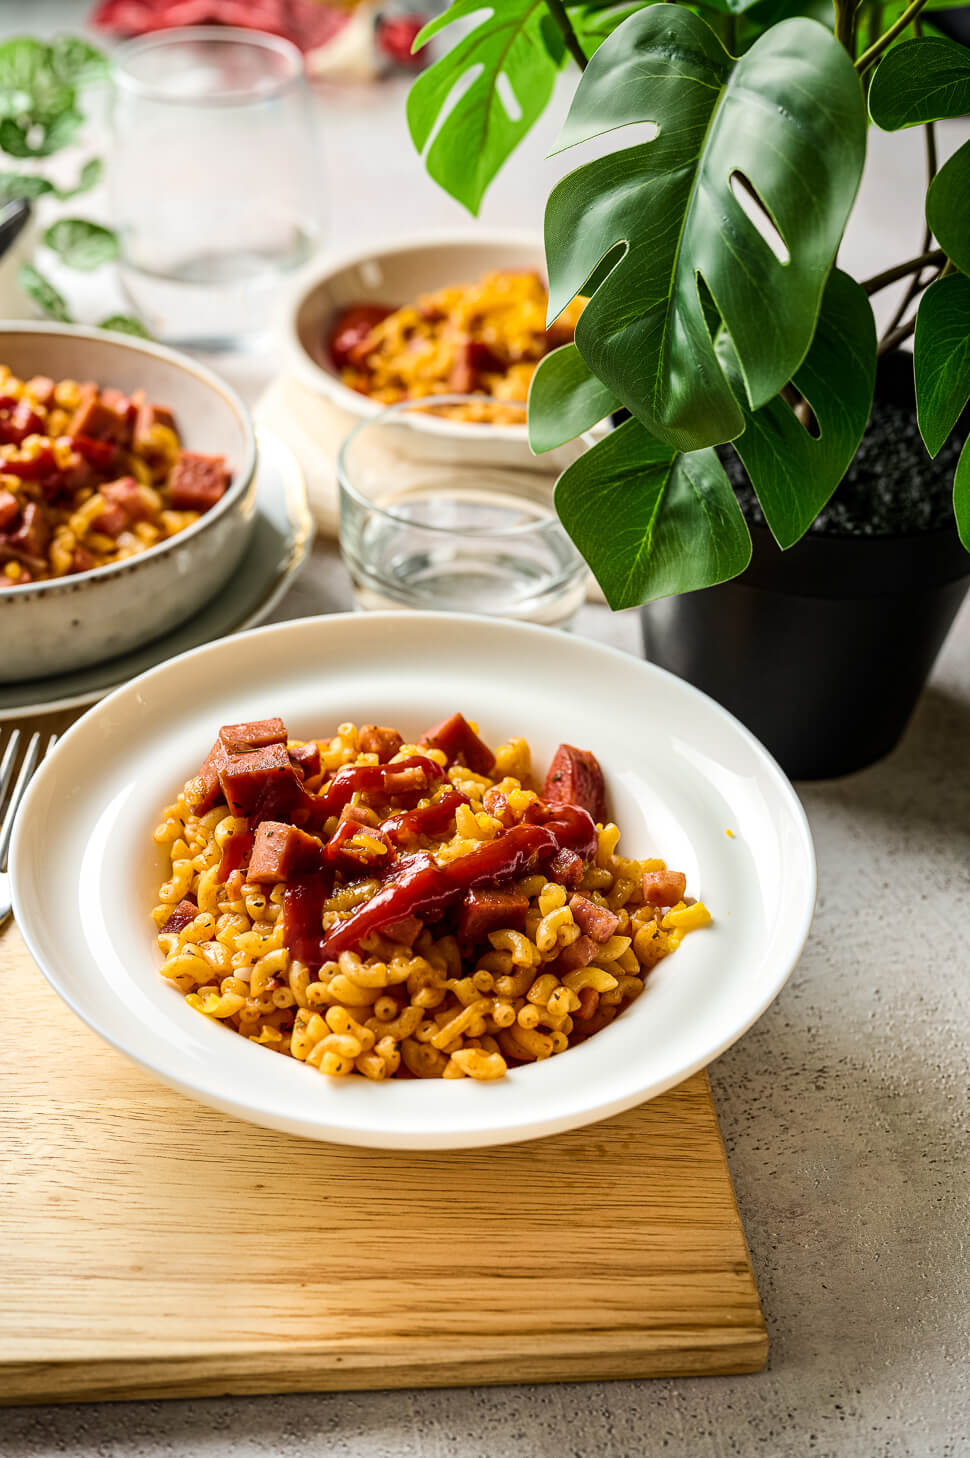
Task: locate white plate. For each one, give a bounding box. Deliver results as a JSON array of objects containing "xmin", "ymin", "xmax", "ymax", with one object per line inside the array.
[
  {"xmin": 0, "ymin": 430, "xmax": 312, "ymax": 720},
  {"xmin": 11, "ymin": 612, "xmax": 816, "ymax": 1150}
]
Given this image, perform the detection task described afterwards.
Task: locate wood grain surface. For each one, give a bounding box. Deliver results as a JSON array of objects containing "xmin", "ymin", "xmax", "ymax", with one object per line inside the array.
[{"xmin": 0, "ymin": 766, "xmax": 766, "ymax": 1404}]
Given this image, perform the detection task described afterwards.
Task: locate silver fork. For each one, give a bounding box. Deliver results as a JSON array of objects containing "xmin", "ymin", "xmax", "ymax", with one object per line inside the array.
[{"xmin": 0, "ymin": 729, "xmax": 58, "ymax": 929}]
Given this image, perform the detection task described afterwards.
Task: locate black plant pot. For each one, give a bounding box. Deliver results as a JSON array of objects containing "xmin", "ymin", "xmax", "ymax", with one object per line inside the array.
[
  {"xmin": 640, "ymin": 355, "xmax": 970, "ymax": 780},
  {"xmin": 641, "ymin": 523, "xmax": 970, "ymax": 779}
]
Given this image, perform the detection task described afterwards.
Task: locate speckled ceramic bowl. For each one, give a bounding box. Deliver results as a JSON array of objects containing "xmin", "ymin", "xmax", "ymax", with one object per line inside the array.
[{"xmin": 0, "ymin": 324, "xmax": 257, "ymax": 683}]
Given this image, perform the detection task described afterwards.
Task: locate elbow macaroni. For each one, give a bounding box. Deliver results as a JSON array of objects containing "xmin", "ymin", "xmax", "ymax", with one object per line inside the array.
[{"xmin": 153, "ymin": 724, "xmax": 711, "ymax": 1081}]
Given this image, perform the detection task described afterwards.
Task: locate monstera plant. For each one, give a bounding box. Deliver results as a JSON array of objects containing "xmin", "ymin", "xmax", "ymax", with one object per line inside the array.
[{"xmin": 407, "ymin": 0, "xmax": 970, "ymax": 612}]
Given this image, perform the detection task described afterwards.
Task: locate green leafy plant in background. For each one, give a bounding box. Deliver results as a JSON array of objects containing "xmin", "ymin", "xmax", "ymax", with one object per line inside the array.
[
  {"xmin": 0, "ymin": 36, "xmax": 146, "ymax": 337},
  {"xmin": 408, "ymin": 0, "xmax": 970, "ymax": 607}
]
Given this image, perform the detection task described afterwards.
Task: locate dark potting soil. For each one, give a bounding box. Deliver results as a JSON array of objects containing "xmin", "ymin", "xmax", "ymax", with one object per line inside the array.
[{"xmin": 721, "ymin": 392, "xmax": 966, "ymax": 537}]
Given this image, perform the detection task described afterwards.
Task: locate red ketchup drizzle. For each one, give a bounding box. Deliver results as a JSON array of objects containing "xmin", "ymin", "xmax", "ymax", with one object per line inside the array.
[
  {"xmin": 306, "ymin": 755, "xmax": 443, "ymax": 825},
  {"xmin": 310, "ymin": 803, "xmax": 597, "ymax": 966},
  {"xmin": 382, "ymin": 785, "xmax": 469, "ymax": 845},
  {"xmin": 282, "ymin": 873, "xmax": 333, "ymax": 967}
]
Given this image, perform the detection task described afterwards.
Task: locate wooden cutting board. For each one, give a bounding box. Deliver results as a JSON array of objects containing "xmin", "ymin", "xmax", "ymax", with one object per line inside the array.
[{"xmin": 0, "ymin": 919, "xmax": 766, "ymax": 1406}]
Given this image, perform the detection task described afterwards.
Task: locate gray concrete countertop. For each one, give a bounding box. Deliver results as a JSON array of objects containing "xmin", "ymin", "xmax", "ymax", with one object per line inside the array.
[
  {"xmin": 5, "ymin": 550, "xmax": 968, "ymax": 1458},
  {"xmin": 4, "ymin": 6, "xmax": 970, "ymax": 1454}
]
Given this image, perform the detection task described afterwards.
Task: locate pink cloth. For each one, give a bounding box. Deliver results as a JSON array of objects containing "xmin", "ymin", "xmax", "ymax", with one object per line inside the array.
[{"xmin": 89, "ymin": 0, "xmax": 350, "ymax": 51}]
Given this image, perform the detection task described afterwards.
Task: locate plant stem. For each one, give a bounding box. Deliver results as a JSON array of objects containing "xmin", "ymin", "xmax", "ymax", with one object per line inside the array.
[
  {"xmin": 862, "ymin": 248, "xmax": 945, "ymax": 294},
  {"xmin": 877, "ymin": 260, "xmax": 953, "ymax": 356},
  {"xmin": 882, "ymin": 110, "xmax": 938, "ymax": 334},
  {"xmin": 544, "ymin": 0, "xmax": 588, "ymax": 71},
  {"xmin": 856, "ymin": 0, "xmax": 929, "ymax": 72},
  {"xmin": 833, "ymin": 0, "xmax": 861, "ymax": 56},
  {"xmin": 878, "ymin": 317, "xmax": 916, "ymax": 355}
]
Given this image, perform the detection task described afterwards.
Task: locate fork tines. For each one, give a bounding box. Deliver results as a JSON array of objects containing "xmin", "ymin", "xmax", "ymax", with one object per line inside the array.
[{"xmin": 0, "ymin": 728, "xmax": 59, "ymax": 873}]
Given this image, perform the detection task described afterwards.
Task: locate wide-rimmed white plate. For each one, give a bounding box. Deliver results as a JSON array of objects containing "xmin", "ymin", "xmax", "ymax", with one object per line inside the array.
[{"xmin": 11, "ymin": 612, "xmax": 816, "ymax": 1150}]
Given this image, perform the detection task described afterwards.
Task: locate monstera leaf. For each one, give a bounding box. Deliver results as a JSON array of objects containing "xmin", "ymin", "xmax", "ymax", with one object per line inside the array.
[
  {"xmin": 407, "ymin": 0, "xmax": 567, "ymax": 216},
  {"xmin": 914, "ymin": 273, "xmax": 970, "ymax": 457},
  {"xmin": 868, "ymin": 35, "xmax": 970, "ymax": 129},
  {"xmin": 532, "ymin": 270, "xmax": 874, "ymax": 587},
  {"xmin": 719, "ymin": 270, "xmax": 876, "ymax": 548},
  {"xmin": 954, "ymin": 439, "xmax": 970, "ymax": 551},
  {"xmin": 544, "ymin": 5, "xmax": 867, "ymax": 453},
  {"xmin": 926, "ymin": 140, "xmax": 970, "ymax": 276},
  {"xmin": 553, "ymin": 418, "xmax": 751, "ymax": 608},
  {"xmin": 528, "ymin": 341, "xmax": 620, "ymax": 452}
]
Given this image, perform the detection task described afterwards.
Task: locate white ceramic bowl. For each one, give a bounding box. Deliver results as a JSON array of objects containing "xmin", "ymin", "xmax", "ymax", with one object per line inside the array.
[
  {"xmin": 0, "ymin": 324, "xmax": 258, "ymax": 683},
  {"xmin": 12, "ymin": 612, "xmax": 816, "ymax": 1150},
  {"xmin": 283, "ymin": 232, "xmax": 590, "ymax": 473}
]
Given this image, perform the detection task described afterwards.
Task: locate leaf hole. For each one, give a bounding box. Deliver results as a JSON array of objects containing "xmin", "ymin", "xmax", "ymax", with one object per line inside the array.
[
  {"xmin": 495, "ymin": 73, "xmax": 522, "ymax": 124},
  {"xmin": 417, "ymin": 62, "xmax": 484, "ymax": 157},
  {"xmin": 729, "ymin": 172, "xmax": 790, "ymax": 266},
  {"xmin": 695, "ymin": 273, "xmax": 722, "ymax": 345},
  {"xmin": 781, "ymin": 382, "xmax": 820, "ymax": 437}
]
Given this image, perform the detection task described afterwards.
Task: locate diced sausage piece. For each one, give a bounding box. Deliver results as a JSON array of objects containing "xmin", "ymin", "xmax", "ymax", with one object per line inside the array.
[
  {"xmin": 569, "ymin": 893, "xmax": 620, "ymax": 943},
  {"xmin": 542, "ymin": 744, "xmax": 607, "ymax": 823},
  {"xmin": 248, "ymin": 821, "xmax": 325, "ymax": 883},
  {"xmin": 101, "ymin": 476, "xmax": 154, "ymax": 522},
  {"xmin": 328, "ymin": 304, "xmax": 393, "ymax": 369},
  {"xmin": 10, "ymin": 501, "xmax": 49, "ymax": 558},
  {"xmin": 641, "ymin": 870, "xmax": 687, "ymax": 908},
  {"xmin": 132, "ymin": 390, "xmax": 175, "ymax": 450},
  {"xmin": 167, "ymin": 451, "xmax": 230, "ymax": 511},
  {"xmin": 101, "ymin": 386, "xmax": 133, "ymax": 418},
  {"xmin": 25, "ymin": 375, "xmax": 55, "ymax": 406},
  {"xmin": 288, "ymin": 741, "xmax": 321, "ymax": 780},
  {"xmin": 383, "ymin": 913, "xmax": 423, "ymax": 947},
  {"xmin": 160, "ymin": 898, "xmax": 198, "ymax": 935},
  {"xmin": 186, "ymin": 739, "xmax": 228, "ymax": 815},
  {"xmin": 459, "ymin": 888, "xmax": 529, "ymax": 942},
  {"xmin": 447, "ymin": 338, "xmax": 503, "ymax": 394},
  {"xmin": 548, "ymin": 846, "xmax": 584, "ymax": 888},
  {"xmin": 218, "ymin": 718, "xmax": 287, "ymax": 755},
  {"xmin": 69, "ymin": 433, "xmax": 117, "ymax": 469},
  {"xmin": 420, "ymin": 713, "xmax": 495, "ymax": 775},
  {"xmin": 573, "ymin": 986, "xmax": 600, "ymax": 1022},
  {"xmin": 359, "ymin": 724, "xmax": 404, "ymax": 762},
  {"xmin": 91, "ymin": 502, "xmax": 128, "ymax": 537},
  {"xmin": 0, "ymin": 490, "xmax": 19, "ymax": 531},
  {"xmin": 71, "ymin": 546, "xmax": 94, "ymax": 573},
  {"xmin": 554, "ymin": 934, "xmax": 599, "ymax": 973},
  {"xmin": 218, "ymin": 743, "xmax": 297, "ymax": 818},
  {"xmin": 168, "ymin": 451, "xmax": 230, "ymax": 510},
  {"xmin": 0, "ymin": 399, "xmax": 45, "ymax": 445},
  {"xmin": 68, "ymin": 382, "xmax": 132, "ymax": 443}
]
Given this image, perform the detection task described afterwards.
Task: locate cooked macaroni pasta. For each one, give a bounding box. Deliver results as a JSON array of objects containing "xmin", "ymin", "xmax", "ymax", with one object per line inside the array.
[{"xmin": 153, "ymin": 716, "xmax": 710, "ymax": 1081}]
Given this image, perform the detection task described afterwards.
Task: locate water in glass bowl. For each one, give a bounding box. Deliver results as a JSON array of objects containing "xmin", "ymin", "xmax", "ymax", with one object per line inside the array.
[{"xmin": 342, "ymin": 478, "xmax": 588, "ymax": 627}]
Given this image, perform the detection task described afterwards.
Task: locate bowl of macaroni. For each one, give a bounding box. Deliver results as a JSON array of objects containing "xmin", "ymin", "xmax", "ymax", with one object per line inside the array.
[{"xmin": 0, "ymin": 323, "xmax": 257, "ymax": 683}]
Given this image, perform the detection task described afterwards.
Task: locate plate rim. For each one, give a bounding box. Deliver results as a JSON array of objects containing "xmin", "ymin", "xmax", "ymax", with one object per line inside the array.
[
  {"xmin": 10, "ymin": 610, "xmax": 817, "ymax": 1149},
  {"xmin": 0, "ymin": 429, "xmax": 312, "ymax": 719}
]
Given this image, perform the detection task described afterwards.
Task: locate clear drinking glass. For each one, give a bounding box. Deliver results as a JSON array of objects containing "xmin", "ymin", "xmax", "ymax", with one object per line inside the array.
[
  {"xmin": 338, "ymin": 397, "xmax": 589, "ymax": 628},
  {"xmin": 109, "ymin": 27, "xmax": 322, "ymax": 350}
]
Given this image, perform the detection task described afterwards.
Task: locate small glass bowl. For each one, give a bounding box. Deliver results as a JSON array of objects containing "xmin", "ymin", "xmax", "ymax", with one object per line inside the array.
[{"xmin": 337, "ymin": 395, "xmax": 588, "ymax": 628}]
